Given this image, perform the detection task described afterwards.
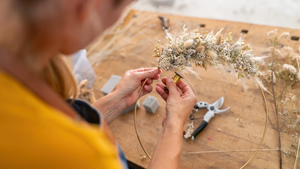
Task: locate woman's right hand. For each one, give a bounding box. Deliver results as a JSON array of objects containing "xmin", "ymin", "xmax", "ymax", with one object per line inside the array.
[
  {"xmin": 149, "ymin": 77, "xmax": 196, "ymax": 169},
  {"xmin": 156, "ymin": 77, "xmax": 197, "ymax": 129}
]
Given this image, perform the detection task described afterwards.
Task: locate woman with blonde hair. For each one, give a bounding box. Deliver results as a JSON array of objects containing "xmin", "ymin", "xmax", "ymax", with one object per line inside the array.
[{"xmin": 0, "ymin": 0, "xmax": 196, "ymax": 168}]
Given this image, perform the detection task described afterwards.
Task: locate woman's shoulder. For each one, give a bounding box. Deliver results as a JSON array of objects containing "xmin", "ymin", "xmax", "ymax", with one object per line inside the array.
[{"xmin": 0, "ymin": 71, "xmax": 123, "ymax": 169}]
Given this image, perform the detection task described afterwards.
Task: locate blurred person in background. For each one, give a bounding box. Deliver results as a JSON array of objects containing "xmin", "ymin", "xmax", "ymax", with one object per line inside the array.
[{"xmin": 0, "ymin": 0, "xmax": 196, "ymax": 168}]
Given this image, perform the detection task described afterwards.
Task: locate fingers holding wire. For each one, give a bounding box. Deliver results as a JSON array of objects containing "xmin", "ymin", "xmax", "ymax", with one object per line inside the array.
[
  {"xmin": 161, "ymin": 77, "xmax": 183, "ymax": 96},
  {"xmin": 156, "ymin": 83, "xmax": 169, "ymax": 101}
]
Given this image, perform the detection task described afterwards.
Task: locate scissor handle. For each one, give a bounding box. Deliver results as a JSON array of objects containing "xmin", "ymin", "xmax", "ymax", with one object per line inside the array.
[{"xmin": 191, "ymin": 120, "xmax": 208, "ymax": 140}]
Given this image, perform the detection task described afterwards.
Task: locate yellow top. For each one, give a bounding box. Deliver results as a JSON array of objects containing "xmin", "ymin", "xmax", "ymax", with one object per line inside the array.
[{"xmin": 0, "ymin": 72, "xmax": 122, "ymax": 169}]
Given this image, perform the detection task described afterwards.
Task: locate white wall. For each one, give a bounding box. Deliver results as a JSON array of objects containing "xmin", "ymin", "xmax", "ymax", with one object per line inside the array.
[{"xmin": 132, "ymin": 0, "xmax": 300, "ymax": 29}]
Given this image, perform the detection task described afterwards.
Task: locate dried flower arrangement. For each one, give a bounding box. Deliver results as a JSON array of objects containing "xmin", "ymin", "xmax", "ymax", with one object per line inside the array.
[
  {"xmin": 153, "ymin": 25, "xmax": 262, "ymax": 80},
  {"xmin": 279, "ymin": 93, "xmax": 299, "ymax": 130}
]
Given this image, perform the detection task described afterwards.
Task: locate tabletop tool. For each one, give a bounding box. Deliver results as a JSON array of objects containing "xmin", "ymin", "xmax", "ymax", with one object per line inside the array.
[
  {"xmin": 158, "ymin": 16, "xmax": 170, "ymax": 30},
  {"xmin": 191, "ymin": 97, "xmax": 230, "ymax": 140}
]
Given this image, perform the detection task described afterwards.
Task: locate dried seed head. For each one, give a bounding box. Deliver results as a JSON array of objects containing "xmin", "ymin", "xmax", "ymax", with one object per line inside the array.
[
  {"xmin": 215, "ymin": 35, "xmax": 222, "ymax": 45},
  {"xmin": 195, "ymin": 45, "xmax": 205, "ymax": 53},
  {"xmin": 291, "ymin": 55, "xmax": 300, "ymax": 61},
  {"xmin": 194, "ymin": 29, "xmax": 199, "ymax": 33},
  {"xmin": 242, "ymin": 45, "xmax": 249, "ymax": 50},
  {"xmin": 184, "ymin": 39, "xmax": 194, "ymax": 48},
  {"xmin": 267, "ymin": 29, "xmax": 278, "ymax": 40},
  {"xmin": 214, "ymin": 28, "xmax": 224, "ymax": 38},
  {"xmin": 278, "ymin": 32, "xmax": 290, "ymax": 40},
  {"xmin": 225, "ymin": 32, "xmax": 232, "ymax": 42},
  {"xmin": 274, "ymin": 48, "xmax": 284, "ymax": 58},
  {"xmin": 282, "ymin": 47, "xmax": 294, "ymax": 58},
  {"xmin": 206, "ymin": 50, "xmax": 217, "ymax": 59}
]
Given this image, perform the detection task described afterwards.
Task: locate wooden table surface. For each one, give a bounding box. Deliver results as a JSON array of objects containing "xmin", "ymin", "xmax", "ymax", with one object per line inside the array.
[{"xmin": 87, "ymin": 10, "xmax": 300, "ymax": 169}]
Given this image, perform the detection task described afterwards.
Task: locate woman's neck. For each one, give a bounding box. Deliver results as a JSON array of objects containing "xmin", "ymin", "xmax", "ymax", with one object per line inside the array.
[{"xmin": 23, "ymin": 49, "xmax": 58, "ymax": 72}]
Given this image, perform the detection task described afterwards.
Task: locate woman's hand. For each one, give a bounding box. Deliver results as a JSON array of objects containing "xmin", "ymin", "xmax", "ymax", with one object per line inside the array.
[
  {"xmin": 156, "ymin": 77, "xmax": 197, "ymax": 129},
  {"xmin": 113, "ymin": 68, "xmax": 161, "ymax": 108},
  {"xmin": 148, "ymin": 77, "xmax": 196, "ymax": 169},
  {"xmin": 93, "ymin": 68, "xmax": 161, "ymax": 125}
]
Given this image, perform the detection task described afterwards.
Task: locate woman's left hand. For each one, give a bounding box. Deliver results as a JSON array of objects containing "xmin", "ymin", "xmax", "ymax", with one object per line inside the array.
[
  {"xmin": 113, "ymin": 68, "xmax": 161, "ymax": 108},
  {"xmin": 93, "ymin": 68, "xmax": 161, "ymax": 125}
]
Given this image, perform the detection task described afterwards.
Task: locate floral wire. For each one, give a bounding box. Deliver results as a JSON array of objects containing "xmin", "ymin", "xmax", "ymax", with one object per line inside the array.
[
  {"xmin": 134, "ymin": 78, "xmax": 152, "ymax": 160},
  {"xmin": 240, "ymin": 85, "xmax": 268, "ymax": 169},
  {"xmin": 182, "ymin": 72, "xmax": 198, "ymax": 102}
]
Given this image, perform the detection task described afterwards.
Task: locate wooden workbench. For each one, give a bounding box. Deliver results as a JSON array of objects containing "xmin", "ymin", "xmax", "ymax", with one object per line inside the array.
[{"xmin": 87, "ymin": 10, "xmax": 300, "ymax": 169}]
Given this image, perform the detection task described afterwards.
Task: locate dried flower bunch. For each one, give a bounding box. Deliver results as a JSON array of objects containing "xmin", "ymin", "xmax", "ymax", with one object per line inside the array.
[
  {"xmin": 281, "ymin": 133, "xmax": 298, "ymax": 157},
  {"xmin": 279, "ymin": 93, "xmax": 300, "ymax": 131},
  {"xmin": 184, "ymin": 121, "xmax": 194, "ymax": 139},
  {"xmin": 153, "ymin": 25, "xmax": 261, "ymax": 79},
  {"xmin": 262, "ymin": 29, "xmax": 300, "ymax": 86},
  {"xmin": 279, "ymin": 93, "xmax": 300, "ymax": 158}
]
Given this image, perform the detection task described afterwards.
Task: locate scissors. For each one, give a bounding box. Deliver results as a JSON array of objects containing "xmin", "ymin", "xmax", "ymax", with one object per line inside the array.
[{"xmin": 191, "ymin": 97, "xmax": 230, "ymax": 140}]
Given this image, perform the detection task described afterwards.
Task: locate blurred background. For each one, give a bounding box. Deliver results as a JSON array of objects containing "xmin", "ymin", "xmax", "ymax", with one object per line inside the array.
[{"xmin": 132, "ymin": 0, "xmax": 300, "ymax": 29}]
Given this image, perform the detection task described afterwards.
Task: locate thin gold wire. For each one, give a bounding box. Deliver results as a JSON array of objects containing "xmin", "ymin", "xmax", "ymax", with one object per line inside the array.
[
  {"xmin": 134, "ymin": 79, "xmax": 152, "ymax": 160},
  {"xmin": 134, "ymin": 80, "xmax": 268, "ymax": 169},
  {"xmin": 240, "ymin": 85, "xmax": 268, "ymax": 169}
]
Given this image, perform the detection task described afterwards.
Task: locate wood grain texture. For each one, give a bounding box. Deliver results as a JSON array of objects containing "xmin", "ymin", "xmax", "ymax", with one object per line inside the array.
[{"xmin": 88, "ymin": 10, "xmax": 300, "ymax": 169}]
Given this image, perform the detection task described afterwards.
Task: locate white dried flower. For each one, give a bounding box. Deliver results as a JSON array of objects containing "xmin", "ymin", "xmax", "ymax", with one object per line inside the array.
[
  {"xmin": 270, "ymin": 47, "xmax": 284, "ymax": 58},
  {"xmin": 184, "ymin": 121, "xmax": 194, "ymax": 139},
  {"xmin": 257, "ymin": 70, "xmax": 276, "ymax": 84},
  {"xmin": 214, "ymin": 28, "xmax": 223, "ymax": 39},
  {"xmin": 184, "ymin": 39, "xmax": 194, "ymax": 48},
  {"xmin": 274, "ymin": 49, "xmax": 284, "ymax": 58},
  {"xmin": 283, "ymin": 64, "xmax": 297, "ymax": 74},
  {"xmin": 267, "ymin": 29, "xmax": 278, "ymax": 40},
  {"xmin": 291, "ymin": 55, "xmax": 300, "ymax": 61},
  {"xmin": 281, "ymin": 47, "xmax": 294, "ymax": 58},
  {"xmin": 175, "ymin": 54, "xmax": 187, "ymax": 65},
  {"xmin": 278, "ymin": 32, "xmax": 290, "ymax": 40}
]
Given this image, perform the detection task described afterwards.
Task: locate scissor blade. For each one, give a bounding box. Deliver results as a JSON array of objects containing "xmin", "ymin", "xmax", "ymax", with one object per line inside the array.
[
  {"xmin": 211, "ymin": 97, "xmax": 224, "ymax": 109},
  {"xmin": 215, "ymin": 106, "xmax": 230, "ymax": 114}
]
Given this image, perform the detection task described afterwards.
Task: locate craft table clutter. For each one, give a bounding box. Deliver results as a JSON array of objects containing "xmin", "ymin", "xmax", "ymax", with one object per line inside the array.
[{"xmin": 87, "ymin": 10, "xmax": 300, "ymax": 169}]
